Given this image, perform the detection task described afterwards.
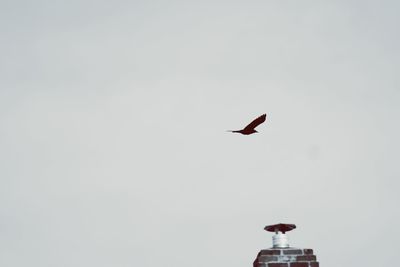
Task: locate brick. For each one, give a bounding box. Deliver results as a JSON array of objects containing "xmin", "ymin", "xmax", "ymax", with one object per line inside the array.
[
  {"xmin": 297, "ymin": 255, "xmax": 316, "ymax": 261},
  {"xmin": 278, "ymin": 255, "xmax": 297, "ymax": 262},
  {"xmin": 309, "ymin": 262, "xmax": 319, "ymax": 267},
  {"xmin": 268, "ymin": 263, "xmax": 288, "ymax": 267},
  {"xmin": 258, "ymin": 256, "xmax": 279, "ymax": 262},
  {"xmin": 260, "ymin": 249, "xmax": 281, "ymax": 255},
  {"xmin": 283, "ymin": 249, "xmax": 303, "ymax": 255},
  {"xmin": 303, "ymin": 249, "xmax": 313, "ymax": 255},
  {"xmin": 290, "ymin": 263, "xmax": 309, "ymax": 267}
]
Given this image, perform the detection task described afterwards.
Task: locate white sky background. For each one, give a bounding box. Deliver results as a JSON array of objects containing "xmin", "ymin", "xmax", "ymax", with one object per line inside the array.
[{"xmin": 1, "ymin": 1, "xmax": 400, "ymax": 267}]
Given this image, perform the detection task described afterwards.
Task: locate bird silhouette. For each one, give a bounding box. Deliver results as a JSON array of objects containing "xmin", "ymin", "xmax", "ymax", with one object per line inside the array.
[{"xmin": 228, "ymin": 114, "xmax": 266, "ymax": 135}]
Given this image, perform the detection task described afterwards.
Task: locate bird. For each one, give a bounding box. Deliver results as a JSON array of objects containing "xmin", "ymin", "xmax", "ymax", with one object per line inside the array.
[{"xmin": 228, "ymin": 113, "xmax": 267, "ymax": 135}]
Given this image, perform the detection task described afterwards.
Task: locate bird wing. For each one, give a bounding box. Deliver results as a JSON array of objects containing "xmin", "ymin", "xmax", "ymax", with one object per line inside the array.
[{"xmin": 243, "ymin": 114, "xmax": 266, "ymax": 130}]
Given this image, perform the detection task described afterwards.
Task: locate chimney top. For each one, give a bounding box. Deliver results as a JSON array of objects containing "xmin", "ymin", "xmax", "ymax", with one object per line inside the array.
[
  {"xmin": 264, "ymin": 223, "xmax": 296, "ymax": 248},
  {"xmin": 254, "ymin": 223, "xmax": 320, "ymax": 267}
]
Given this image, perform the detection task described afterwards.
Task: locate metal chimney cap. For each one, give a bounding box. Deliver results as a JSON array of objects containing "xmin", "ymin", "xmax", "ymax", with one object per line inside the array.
[{"xmin": 264, "ymin": 223, "xmax": 296, "ymax": 234}]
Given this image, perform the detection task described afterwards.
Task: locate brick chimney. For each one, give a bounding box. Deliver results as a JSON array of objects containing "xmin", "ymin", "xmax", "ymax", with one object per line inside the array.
[{"xmin": 253, "ymin": 223, "xmax": 319, "ymax": 267}]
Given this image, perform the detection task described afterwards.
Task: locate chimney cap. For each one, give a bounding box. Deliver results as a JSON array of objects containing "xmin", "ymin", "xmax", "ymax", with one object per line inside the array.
[{"xmin": 264, "ymin": 223, "xmax": 296, "ymax": 234}]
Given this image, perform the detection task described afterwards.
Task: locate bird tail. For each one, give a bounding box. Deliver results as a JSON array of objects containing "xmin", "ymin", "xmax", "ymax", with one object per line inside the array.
[{"xmin": 227, "ymin": 130, "xmax": 239, "ymax": 133}]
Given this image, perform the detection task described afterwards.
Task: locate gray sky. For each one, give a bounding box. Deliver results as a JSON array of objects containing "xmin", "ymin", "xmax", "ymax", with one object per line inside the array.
[{"xmin": 1, "ymin": 1, "xmax": 399, "ymax": 267}]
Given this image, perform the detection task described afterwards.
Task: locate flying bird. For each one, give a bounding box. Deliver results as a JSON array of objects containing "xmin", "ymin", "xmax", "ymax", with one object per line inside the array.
[{"xmin": 228, "ymin": 114, "xmax": 267, "ymax": 135}]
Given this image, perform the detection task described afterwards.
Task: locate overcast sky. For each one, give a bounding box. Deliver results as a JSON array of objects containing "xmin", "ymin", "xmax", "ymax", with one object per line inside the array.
[{"xmin": 1, "ymin": 1, "xmax": 400, "ymax": 267}]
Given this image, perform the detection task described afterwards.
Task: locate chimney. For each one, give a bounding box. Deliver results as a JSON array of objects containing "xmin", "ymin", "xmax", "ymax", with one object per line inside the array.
[{"xmin": 253, "ymin": 223, "xmax": 320, "ymax": 267}]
